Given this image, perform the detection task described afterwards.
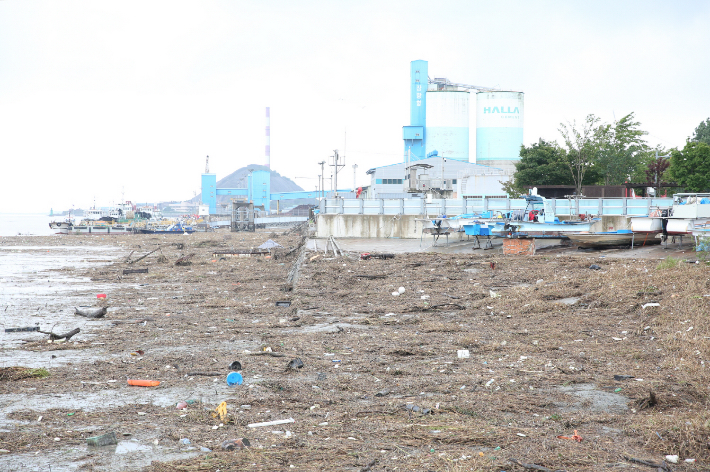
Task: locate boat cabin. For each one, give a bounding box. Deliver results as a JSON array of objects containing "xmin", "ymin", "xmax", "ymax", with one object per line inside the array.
[{"xmin": 671, "ymin": 193, "xmax": 710, "ymax": 219}]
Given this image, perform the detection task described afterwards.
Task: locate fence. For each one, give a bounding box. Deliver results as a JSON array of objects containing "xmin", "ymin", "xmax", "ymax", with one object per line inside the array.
[{"xmin": 318, "ymin": 197, "xmax": 674, "ymax": 217}]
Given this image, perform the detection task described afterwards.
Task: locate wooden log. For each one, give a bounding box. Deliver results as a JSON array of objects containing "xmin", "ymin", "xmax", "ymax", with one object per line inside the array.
[
  {"xmin": 38, "ymin": 327, "xmax": 80, "ymax": 341},
  {"xmin": 75, "ymin": 306, "xmax": 107, "ymax": 318},
  {"xmin": 129, "ymin": 247, "xmax": 160, "ymax": 265},
  {"xmin": 123, "ymin": 268, "xmax": 148, "ymax": 275}
]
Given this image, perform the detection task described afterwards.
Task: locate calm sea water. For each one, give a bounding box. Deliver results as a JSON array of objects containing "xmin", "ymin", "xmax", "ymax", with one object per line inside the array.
[{"xmin": 0, "ymin": 213, "xmax": 58, "ymax": 236}]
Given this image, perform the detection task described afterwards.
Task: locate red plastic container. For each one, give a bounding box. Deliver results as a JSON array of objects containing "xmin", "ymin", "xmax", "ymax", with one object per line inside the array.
[{"xmin": 97, "ymin": 294, "xmax": 107, "ymax": 299}]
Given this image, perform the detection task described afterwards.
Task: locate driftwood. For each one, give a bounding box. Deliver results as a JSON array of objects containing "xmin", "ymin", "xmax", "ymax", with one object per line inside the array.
[
  {"xmin": 123, "ymin": 268, "xmax": 148, "ymax": 275},
  {"xmin": 508, "ymin": 458, "xmax": 567, "ymax": 472},
  {"xmin": 622, "ymin": 455, "xmax": 670, "ymax": 471},
  {"xmin": 75, "ymin": 306, "xmax": 107, "ymax": 318},
  {"xmin": 175, "ymin": 253, "xmax": 196, "ymax": 266},
  {"xmin": 110, "ymin": 318, "xmax": 153, "ymax": 325},
  {"xmin": 124, "ymin": 250, "xmax": 135, "ymax": 263},
  {"xmin": 38, "ymin": 327, "xmax": 80, "ymax": 341},
  {"xmin": 355, "ymin": 274, "xmax": 387, "ymax": 279},
  {"xmin": 248, "ymin": 351, "xmax": 286, "ymax": 357},
  {"xmin": 186, "ymin": 372, "xmax": 221, "ymax": 377},
  {"xmin": 129, "ymin": 247, "xmax": 161, "ymax": 265}
]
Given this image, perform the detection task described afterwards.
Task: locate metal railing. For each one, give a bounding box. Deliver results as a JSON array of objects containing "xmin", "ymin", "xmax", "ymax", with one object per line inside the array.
[{"xmin": 318, "ymin": 197, "xmax": 673, "ymax": 217}]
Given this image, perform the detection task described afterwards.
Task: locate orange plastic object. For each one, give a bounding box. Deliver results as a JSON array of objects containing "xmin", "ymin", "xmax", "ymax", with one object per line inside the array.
[
  {"xmin": 557, "ymin": 430, "xmax": 583, "ymax": 442},
  {"xmin": 127, "ymin": 379, "xmax": 160, "ymax": 387}
]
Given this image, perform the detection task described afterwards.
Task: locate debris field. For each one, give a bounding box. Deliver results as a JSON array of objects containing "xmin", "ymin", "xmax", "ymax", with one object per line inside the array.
[{"xmin": 1, "ymin": 228, "xmax": 709, "ymax": 471}]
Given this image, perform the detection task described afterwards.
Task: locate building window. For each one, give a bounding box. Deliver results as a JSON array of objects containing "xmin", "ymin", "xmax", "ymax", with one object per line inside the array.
[
  {"xmin": 452, "ymin": 179, "xmax": 457, "ymax": 184},
  {"xmin": 376, "ymin": 179, "xmax": 382, "ymax": 184}
]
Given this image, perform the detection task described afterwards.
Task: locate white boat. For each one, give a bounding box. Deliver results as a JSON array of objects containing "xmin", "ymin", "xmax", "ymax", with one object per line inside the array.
[
  {"xmin": 49, "ymin": 220, "xmax": 72, "ymax": 235},
  {"xmin": 632, "ymin": 193, "xmax": 710, "ymax": 236},
  {"xmin": 69, "ymin": 221, "xmax": 133, "ymax": 235},
  {"xmin": 493, "ymin": 195, "xmax": 597, "ymax": 239}
]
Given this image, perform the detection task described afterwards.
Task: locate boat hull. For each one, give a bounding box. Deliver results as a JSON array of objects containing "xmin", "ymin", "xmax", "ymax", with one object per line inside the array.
[
  {"xmin": 49, "ymin": 222, "xmax": 71, "ymax": 235},
  {"xmin": 568, "ymin": 232, "xmax": 662, "ymax": 248},
  {"xmin": 495, "ymin": 221, "xmax": 595, "ymax": 239},
  {"xmin": 70, "ymin": 225, "xmax": 133, "ymax": 235},
  {"xmin": 630, "ymin": 217, "xmax": 663, "ymax": 233}
]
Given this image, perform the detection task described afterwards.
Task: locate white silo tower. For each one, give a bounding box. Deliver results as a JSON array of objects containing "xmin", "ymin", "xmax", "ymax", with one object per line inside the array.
[{"xmin": 476, "ymin": 91, "xmax": 524, "ymax": 174}]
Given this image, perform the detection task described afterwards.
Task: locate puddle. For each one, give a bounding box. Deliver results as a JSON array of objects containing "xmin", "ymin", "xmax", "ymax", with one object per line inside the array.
[
  {"xmin": 115, "ymin": 440, "xmax": 153, "ymax": 454},
  {"xmin": 0, "ymin": 440, "xmax": 198, "ymax": 472},
  {"xmin": 555, "ymin": 383, "xmax": 628, "ymax": 413},
  {"xmin": 283, "ymin": 322, "xmax": 367, "ymax": 334},
  {"xmin": 0, "ymin": 245, "xmax": 124, "ymax": 347}
]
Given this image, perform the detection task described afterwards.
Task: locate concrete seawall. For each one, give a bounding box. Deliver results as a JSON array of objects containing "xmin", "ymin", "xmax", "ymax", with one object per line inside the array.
[{"xmin": 317, "ymin": 214, "xmax": 636, "ymax": 239}]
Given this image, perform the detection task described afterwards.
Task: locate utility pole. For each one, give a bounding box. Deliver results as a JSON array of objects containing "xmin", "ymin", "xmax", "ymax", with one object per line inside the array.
[
  {"xmin": 352, "ymin": 164, "xmax": 358, "ymax": 190},
  {"xmin": 317, "ymin": 161, "xmax": 326, "ymax": 200},
  {"xmin": 329, "ymin": 150, "xmax": 345, "ymax": 198}
]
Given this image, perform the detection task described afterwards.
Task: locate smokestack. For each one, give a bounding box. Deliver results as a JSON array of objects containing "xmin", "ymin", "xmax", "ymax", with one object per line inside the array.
[{"xmin": 265, "ymin": 107, "xmax": 270, "ymax": 168}]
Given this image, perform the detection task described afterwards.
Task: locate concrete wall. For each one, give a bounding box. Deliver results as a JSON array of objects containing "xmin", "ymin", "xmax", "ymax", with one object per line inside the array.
[{"xmin": 317, "ymin": 214, "xmax": 426, "ymax": 239}]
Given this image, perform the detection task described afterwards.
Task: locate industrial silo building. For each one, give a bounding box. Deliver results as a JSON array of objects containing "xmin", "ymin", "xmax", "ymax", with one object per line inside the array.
[
  {"xmin": 475, "ymin": 91, "xmax": 524, "ymax": 173},
  {"xmin": 425, "ymin": 90, "xmax": 470, "ymax": 162}
]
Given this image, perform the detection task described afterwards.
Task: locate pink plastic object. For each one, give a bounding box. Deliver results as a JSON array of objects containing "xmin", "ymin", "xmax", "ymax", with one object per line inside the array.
[{"xmin": 97, "ymin": 294, "xmax": 107, "ymax": 299}]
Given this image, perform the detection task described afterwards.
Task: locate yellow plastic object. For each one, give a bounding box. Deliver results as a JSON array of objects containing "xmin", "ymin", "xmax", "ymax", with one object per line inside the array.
[{"xmin": 213, "ymin": 401, "xmax": 228, "ymax": 422}]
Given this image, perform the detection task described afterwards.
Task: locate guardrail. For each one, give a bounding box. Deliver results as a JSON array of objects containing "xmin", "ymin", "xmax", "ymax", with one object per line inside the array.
[{"xmin": 318, "ymin": 197, "xmax": 674, "ymax": 217}]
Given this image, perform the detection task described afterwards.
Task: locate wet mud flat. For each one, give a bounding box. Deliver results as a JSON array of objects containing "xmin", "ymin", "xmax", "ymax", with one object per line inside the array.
[{"xmin": 1, "ymin": 230, "xmax": 709, "ymax": 471}]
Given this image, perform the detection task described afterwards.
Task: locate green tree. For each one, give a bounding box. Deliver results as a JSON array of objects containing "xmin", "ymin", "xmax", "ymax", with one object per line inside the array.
[
  {"xmin": 668, "ymin": 141, "xmax": 710, "ymax": 192},
  {"xmin": 692, "ymin": 118, "xmax": 710, "ymax": 145},
  {"xmin": 558, "ymin": 114, "xmax": 601, "ymax": 195},
  {"xmin": 594, "ymin": 112, "xmax": 649, "ymax": 185},
  {"xmin": 503, "ymin": 139, "xmax": 599, "ymax": 197}
]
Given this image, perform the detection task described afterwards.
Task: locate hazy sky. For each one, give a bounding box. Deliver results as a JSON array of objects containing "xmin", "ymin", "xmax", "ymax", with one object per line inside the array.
[{"xmin": 1, "ymin": 0, "xmax": 709, "ymax": 213}]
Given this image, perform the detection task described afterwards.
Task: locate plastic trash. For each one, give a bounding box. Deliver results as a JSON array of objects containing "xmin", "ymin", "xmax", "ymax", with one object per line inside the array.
[
  {"xmin": 642, "ymin": 303, "xmax": 660, "ymax": 309},
  {"xmin": 398, "ymin": 287, "xmax": 405, "ymax": 294},
  {"xmin": 127, "ymin": 379, "xmax": 160, "ymax": 387},
  {"xmin": 226, "ymin": 372, "xmax": 243, "ymax": 386},
  {"xmin": 229, "ymin": 361, "xmax": 242, "ymax": 371},
  {"xmin": 247, "ymin": 418, "xmax": 295, "ymax": 428},
  {"xmin": 614, "ymin": 375, "xmax": 634, "ymax": 381},
  {"xmin": 221, "ymin": 438, "xmax": 251, "ymax": 450},
  {"xmin": 665, "ymin": 455, "xmax": 679, "ymax": 464},
  {"xmin": 97, "ymin": 293, "xmax": 107, "ymax": 299},
  {"xmin": 287, "ymin": 358, "xmax": 304, "ymax": 370},
  {"xmin": 589, "ymin": 264, "xmax": 601, "ymax": 270},
  {"xmin": 180, "ymin": 438, "xmax": 191, "ymax": 445},
  {"xmin": 391, "ymin": 291, "xmax": 400, "ymax": 296},
  {"xmin": 457, "ymin": 350, "xmax": 470, "ymax": 359},
  {"xmin": 87, "ymin": 432, "xmax": 117, "ymax": 447},
  {"xmin": 176, "ymin": 401, "xmax": 188, "ymax": 410},
  {"xmin": 275, "ymin": 301, "xmax": 291, "ymax": 307},
  {"xmin": 200, "ymin": 446, "xmax": 212, "ymax": 452},
  {"xmin": 375, "ymin": 389, "xmax": 390, "ymax": 397}
]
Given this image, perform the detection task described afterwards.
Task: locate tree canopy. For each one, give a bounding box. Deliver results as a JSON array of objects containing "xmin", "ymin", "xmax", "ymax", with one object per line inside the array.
[
  {"xmin": 692, "ymin": 118, "xmax": 710, "ymax": 145},
  {"xmin": 502, "ymin": 139, "xmax": 599, "ymax": 196},
  {"xmin": 594, "ymin": 112, "xmax": 648, "ymax": 185},
  {"xmin": 668, "ymin": 141, "xmax": 710, "ymax": 192},
  {"xmin": 558, "ymin": 114, "xmax": 601, "ymax": 195}
]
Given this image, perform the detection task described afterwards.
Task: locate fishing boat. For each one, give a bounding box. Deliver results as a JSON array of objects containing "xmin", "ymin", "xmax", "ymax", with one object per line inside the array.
[
  {"xmin": 567, "ymin": 230, "xmax": 662, "ymax": 248},
  {"xmin": 493, "ymin": 195, "xmax": 597, "ymax": 239},
  {"xmin": 49, "ymin": 220, "xmax": 72, "ymax": 235},
  {"xmin": 69, "ymin": 220, "xmax": 133, "ymax": 235},
  {"xmin": 630, "ymin": 193, "xmax": 710, "ymax": 236}
]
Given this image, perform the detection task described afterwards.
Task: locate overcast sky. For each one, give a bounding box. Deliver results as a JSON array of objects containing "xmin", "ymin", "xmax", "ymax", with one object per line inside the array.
[{"xmin": 1, "ymin": 0, "xmax": 709, "ymax": 213}]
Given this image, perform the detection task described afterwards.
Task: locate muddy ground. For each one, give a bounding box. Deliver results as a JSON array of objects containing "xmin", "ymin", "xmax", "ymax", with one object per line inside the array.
[{"xmin": 1, "ymin": 227, "xmax": 709, "ymax": 471}]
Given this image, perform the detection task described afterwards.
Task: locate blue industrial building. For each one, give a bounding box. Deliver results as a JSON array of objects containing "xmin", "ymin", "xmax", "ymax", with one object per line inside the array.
[
  {"xmin": 201, "ymin": 169, "xmax": 349, "ymax": 215},
  {"xmin": 402, "ymin": 60, "xmax": 523, "ymax": 173}
]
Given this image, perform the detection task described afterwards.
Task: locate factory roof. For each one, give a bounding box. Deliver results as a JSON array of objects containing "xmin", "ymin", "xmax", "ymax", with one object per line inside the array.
[{"xmin": 366, "ymin": 157, "xmax": 505, "ymax": 175}]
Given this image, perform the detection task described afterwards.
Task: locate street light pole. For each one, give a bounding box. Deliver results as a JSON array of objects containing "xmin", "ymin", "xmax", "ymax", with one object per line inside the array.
[{"xmin": 317, "ymin": 161, "xmax": 326, "ymax": 200}]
